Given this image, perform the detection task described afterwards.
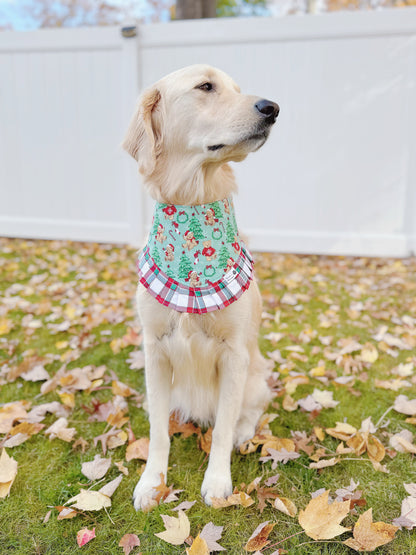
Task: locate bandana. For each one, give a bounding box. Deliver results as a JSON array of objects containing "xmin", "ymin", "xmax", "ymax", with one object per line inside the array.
[{"xmin": 137, "ymin": 197, "xmax": 253, "ymax": 314}]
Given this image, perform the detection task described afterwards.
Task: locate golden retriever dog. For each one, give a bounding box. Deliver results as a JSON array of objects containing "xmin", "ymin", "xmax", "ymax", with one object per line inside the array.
[{"xmin": 122, "ymin": 64, "xmax": 279, "ymax": 510}]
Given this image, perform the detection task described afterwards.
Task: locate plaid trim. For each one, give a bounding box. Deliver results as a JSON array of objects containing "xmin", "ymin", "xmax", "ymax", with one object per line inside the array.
[{"xmin": 137, "ymin": 245, "xmax": 254, "ymax": 314}]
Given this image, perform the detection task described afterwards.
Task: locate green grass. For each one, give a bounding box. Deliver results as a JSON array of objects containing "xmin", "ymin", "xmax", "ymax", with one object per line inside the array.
[{"xmin": 1, "ymin": 239, "xmax": 416, "ymax": 554}]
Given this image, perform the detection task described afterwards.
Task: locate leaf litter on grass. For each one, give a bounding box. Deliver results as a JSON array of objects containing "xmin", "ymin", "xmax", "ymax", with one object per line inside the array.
[{"xmin": 1, "ymin": 238, "xmax": 416, "ymax": 552}]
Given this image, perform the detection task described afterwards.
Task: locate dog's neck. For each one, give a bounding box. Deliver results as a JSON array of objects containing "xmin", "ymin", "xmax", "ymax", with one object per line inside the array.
[{"xmin": 143, "ymin": 158, "xmax": 238, "ymax": 206}]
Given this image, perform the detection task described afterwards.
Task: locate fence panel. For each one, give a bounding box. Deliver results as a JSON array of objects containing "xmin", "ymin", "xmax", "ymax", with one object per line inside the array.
[{"xmin": 0, "ymin": 26, "xmax": 141, "ymax": 244}]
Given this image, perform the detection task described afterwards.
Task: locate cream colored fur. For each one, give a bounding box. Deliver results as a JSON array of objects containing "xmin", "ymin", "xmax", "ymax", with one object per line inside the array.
[{"xmin": 122, "ymin": 64, "xmax": 276, "ymax": 509}]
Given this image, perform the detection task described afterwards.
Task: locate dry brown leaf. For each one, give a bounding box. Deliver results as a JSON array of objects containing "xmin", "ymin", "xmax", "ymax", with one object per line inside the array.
[
  {"xmin": 282, "ymin": 395, "xmax": 298, "ymax": 412},
  {"xmin": 298, "ymin": 490, "xmax": 350, "ymax": 540},
  {"xmin": 0, "ymin": 401, "xmax": 29, "ymax": 434},
  {"xmin": 344, "ymin": 508, "xmax": 399, "ymax": 551},
  {"xmin": 326, "ymin": 422, "xmax": 357, "ymax": 441},
  {"xmin": 211, "ymin": 491, "xmax": 255, "ymax": 509},
  {"xmin": 56, "ymin": 506, "xmax": 78, "ymax": 520},
  {"xmin": 0, "ymin": 449, "xmax": 18, "ymax": 498},
  {"xmin": 244, "ymin": 521, "xmax": 275, "ymax": 552},
  {"xmin": 200, "ymin": 428, "xmax": 212, "ymax": 454},
  {"xmin": 125, "ymin": 438, "xmax": 149, "ymax": 462},
  {"xmin": 119, "ymin": 533, "xmax": 141, "ymax": 555}
]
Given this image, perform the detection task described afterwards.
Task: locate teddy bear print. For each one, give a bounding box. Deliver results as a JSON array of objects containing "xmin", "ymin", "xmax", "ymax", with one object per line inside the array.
[
  {"xmin": 202, "ymin": 240, "xmax": 217, "ymax": 261},
  {"xmin": 231, "ymin": 236, "xmax": 241, "ymax": 254},
  {"xmin": 164, "ymin": 244, "xmax": 175, "ymax": 261},
  {"xmin": 155, "ymin": 224, "xmax": 167, "ymax": 243},
  {"xmin": 225, "ymin": 257, "xmax": 235, "ymax": 273},
  {"xmin": 162, "ymin": 205, "xmax": 177, "ymax": 220},
  {"xmin": 204, "ymin": 207, "xmax": 218, "ymax": 226},
  {"xmin": 182, "ymin": 230, "xmax": 199, "ymax": 251},
  {"xmin": 186, "ymin": 270, "xmax": 201, "ymax": 287}
]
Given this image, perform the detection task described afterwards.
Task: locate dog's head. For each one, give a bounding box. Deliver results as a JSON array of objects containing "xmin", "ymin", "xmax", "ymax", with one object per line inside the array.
[{"xmin": 122, "ymin": 64, "xmax": 279, "ymax": 178}]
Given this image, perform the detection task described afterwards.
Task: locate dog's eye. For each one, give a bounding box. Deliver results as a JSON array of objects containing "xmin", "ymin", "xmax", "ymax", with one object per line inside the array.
[{"xmin": 196, "ymin": 82, "xmax": 214, "ymax": 92}]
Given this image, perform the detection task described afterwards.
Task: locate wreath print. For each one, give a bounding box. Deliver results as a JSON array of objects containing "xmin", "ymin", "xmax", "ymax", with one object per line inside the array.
[
  {"xmin": 204, "ymin": 265, "xmax": 216, "ymax": 278},
  {"xmin": 177, "ymin": 210, "xmax": 189, "ymax": 224},
  {"xmin": 212, "ymin": 228, "xmax": 223, "ymax": 240}
]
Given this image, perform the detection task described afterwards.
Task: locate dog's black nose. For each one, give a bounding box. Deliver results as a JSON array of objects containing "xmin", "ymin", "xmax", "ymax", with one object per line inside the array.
[{"xmin": 255, "ymin": 99, "xmax": 280, "ymax": 124}]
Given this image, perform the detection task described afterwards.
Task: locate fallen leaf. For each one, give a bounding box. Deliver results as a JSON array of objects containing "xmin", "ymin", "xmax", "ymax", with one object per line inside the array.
[
  {"xmin": 118, "ymin": 533, "xmax": 141, "ymax": 555},
  {"xmin": 125, "ymin": 438, "xmax": 149, "ymax": 462},
  {"xmin": 44, "ymin": 417, "xmax": 76, "ymax": 442},
  {"xmin": 172, "ymin": 500, "xmax": 197, "ymax": 512},
  {"xmin": 244, "ymin": 521, "xmax": 275, "ymax": 552},
  {"xmin": 186, "ymin": 534, "xmax": 209, "ymax": 555},
  {"xmin": 0, "ymin": 449, "xmax": 18, "ymax": 498},
  {"xmin": 77, "ymin": 527, "xmax": 96, "ymax": 547},
  {"xmin": 154, "ymin": 510, "xmax": 191, "ymax": 546},
  {"xmin": 309, "ymin": 457, "xmax": 340, "ymax": 469},
  {"xmin": 259, "ymin": 448, "xmax": 301, "ymax": 469},
  {"xmin": 298, "ymin": 490, "xmax": 350, "ymax": 540},
  {"xmin": 81, "ymin": 454, "xmax": 111, "ymax": 480},
  {"xmin": 394, "ymin": 395, "xmax": 416, "ymax": 416},
  {"xmin": 211, "ymin": 491, "xmax": 255, "ymax": 509},
  {"xmin": 56, "ymin": 506, "xmax": 78, "ymax": 520},
  {"xmin": 67, "ymin": 489, "xmax": 111, "ymax": 511},
  {"xmin": 344, "ymin": 508, "xmax": 398, "ymax": 551},
  {"xmin": 199, "ymin": 522, "xmax": 225, "ymax": 551},
  {"xmin": 98, "ymin": 474, "xmax": 123, "ymax": 497},
  {"xmin": 273, "ymin": 496, "xmax": 297, "ymax": 517}
]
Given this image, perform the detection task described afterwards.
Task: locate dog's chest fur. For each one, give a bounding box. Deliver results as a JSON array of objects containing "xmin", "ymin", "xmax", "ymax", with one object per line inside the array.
[{"xmin": 137, "ymin": 283, "xmax": 255, "ymax": 425}]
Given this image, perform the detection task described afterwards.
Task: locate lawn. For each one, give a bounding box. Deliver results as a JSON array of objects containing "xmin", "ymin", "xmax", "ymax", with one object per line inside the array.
[{"xmin": 1, "ymin": 237, "xmax": 416, "ymax": 554}]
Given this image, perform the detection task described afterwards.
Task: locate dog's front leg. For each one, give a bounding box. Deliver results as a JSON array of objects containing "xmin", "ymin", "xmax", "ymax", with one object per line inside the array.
[
  {"xmin": 201, "ymin": 346, "xmax": 248, "ymax": 505},
  {"xmin": 133, "ymin": 341, "xmax": 172, "ymax": 511}
]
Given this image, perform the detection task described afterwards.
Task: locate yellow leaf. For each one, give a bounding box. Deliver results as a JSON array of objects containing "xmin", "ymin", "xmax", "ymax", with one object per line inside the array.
[
  {"xmin": 326, "ymin": 422, "xmax": 357, "ymax": 441},
  {"xmin": 273, "ymin": 496, "xmax": 297, "ymax": 517},
  {"xmin": 298, "ymin": 490, "xmax": 350, "ymax": 540},
  {"xmin": 57, "ymin": 391, "xmax": 75, "ymax": 409},
  {"xmin": 282, "ymin": 395, "xmax": 298, "ymax": 412},
  {"xmin": 154, "ymin": 510, "xmax": 190, "ymax": 546},
  {"xmin": 310, "ymin": 365, "xmax": 326, "ymax": 377},
  {"xmin": 0, "ymin": 449, "xmax": 18, "ymax": 498},
  {"xmin": 211, "ymin": 491, "xmax": 254, "ymax": 509},
  {"xmin": 343, "ymin": 508, "xmax": 398, "ymax": 551},
  {"xmin": 314, "ymin": 427, "xmax": 325, "ymax": 441},
  {"xmin": 0, "ymin": 318, "xmax": 13, "ymax": 335},
  {"xmin": 186, "ymin": 534, "xmax": 209, "ymax": 555},
  {"xmin": 359, "ymin": 344, "xmax": 379, "ymax": 364},
  {"xmin": 66, "ymin": 489, "xmax": 111, "ymax": 511},
  {"xmin": 55, "ymin": 340, "xmax": 68, "ymax": 350}
]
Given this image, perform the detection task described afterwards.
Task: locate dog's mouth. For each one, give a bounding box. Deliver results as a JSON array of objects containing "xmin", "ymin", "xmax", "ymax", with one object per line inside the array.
[{"xmin": 207, "ymin": 129, "xmax": 269, "ymax": 153}]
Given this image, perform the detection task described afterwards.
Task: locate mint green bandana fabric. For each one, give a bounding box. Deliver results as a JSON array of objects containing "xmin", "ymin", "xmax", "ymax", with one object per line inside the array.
[{"xmin": 147, "ymin": 197, "xmax": 243, "ymax": 287}]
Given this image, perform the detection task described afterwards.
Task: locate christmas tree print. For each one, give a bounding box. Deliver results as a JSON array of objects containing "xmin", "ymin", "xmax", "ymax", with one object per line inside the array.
[
  {"xmin": 226, "ymin": 220, "xmax": 235, "ymax": 242},
  {"xmin": 210, "ymin": 201, "xmax": 223, "ymax": 219},
  {"xmin": 166, "ymin": 267, "xmax": 175, "ymax": 279},
  {"xmin": 218, "ymin": 245, "xmax": 230, "ymax": 268},
  {"xmin": 151, "ymin": 247, "xmax": 161, "ymax": 267},
  {"xmin": 151, "ymin": 214, "xmax": 160, "ymax": 236},
  {"xmin": 188, "ymin": 216, "xmax": 205, "ymax": 240},
  {"xmin": 178, "ymin": 253, "xmax": 193, "ymax": 280}
]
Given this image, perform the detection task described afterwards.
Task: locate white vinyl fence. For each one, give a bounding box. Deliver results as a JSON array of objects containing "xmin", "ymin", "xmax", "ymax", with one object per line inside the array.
[{"xmin": 1, "ymin": 9, "xmax": 415, "ymax": 256}]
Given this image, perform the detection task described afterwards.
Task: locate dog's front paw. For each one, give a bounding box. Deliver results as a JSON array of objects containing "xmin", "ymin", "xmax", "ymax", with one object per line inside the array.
[
  {"xmin": 133, "ymin": 472, "xmax": 164, "ymax": 511},
  {"xmin": 201, "ymin": 471, "xmax": 233, "ymax": 506}
]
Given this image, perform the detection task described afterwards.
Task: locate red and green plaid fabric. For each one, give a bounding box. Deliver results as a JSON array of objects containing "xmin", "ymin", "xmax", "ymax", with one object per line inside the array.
[{"xmin": 137, "ymin": 245, "xmax": 253, "ymax": 314}]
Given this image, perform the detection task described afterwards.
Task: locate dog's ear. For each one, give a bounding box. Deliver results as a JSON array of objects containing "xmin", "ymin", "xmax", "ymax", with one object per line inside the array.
[{"xmin": 122, "ymin": 87, "xmax": 162, "ymax": 176}]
